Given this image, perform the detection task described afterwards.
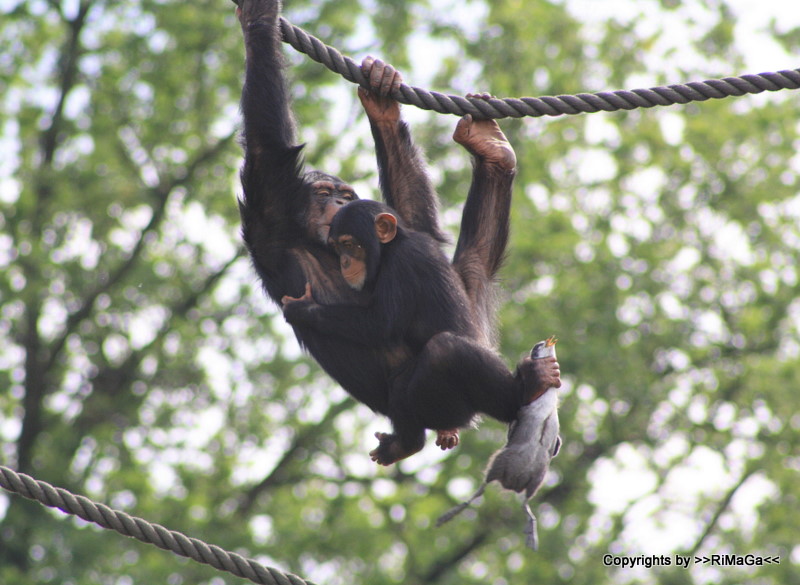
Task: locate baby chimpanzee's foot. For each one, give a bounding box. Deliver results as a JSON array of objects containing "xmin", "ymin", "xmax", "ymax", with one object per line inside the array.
[
  {"xmin": 369, "ymin": 432, "xmax": 424, "ymax": 466},
  {"xmin": 517, "ymin": 356, "xmax": 561, "ymax": 404},
  {"xmin": 435, "ymin": 429, "xmax": 460, "ymax": 450}
]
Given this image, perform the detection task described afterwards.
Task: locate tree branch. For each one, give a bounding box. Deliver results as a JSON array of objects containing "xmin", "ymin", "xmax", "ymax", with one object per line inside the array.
[
  {"xmin": 44, "ymin": 130, "xmax": 238, "ymax": 372},
  {"xmin": 77, "ymin": 251, "xmax": 243, "ymax": 422},
  {"xmin": 687, "ymin": 467, "xmax": 756, "ymax": 558},
  {"xmin": 419, "ymin": 529, "xmax": 490, "ymax": 584},
  {"xmin": 237, "ymin": 398, "xmax": 355, "ymax": 515},
  {"xmin": 17, "ymin": 0, "xmax": 93, "ymax": 475}
]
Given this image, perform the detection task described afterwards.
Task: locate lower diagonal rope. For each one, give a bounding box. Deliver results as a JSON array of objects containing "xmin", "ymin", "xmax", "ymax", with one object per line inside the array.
[
  {"xmin": 278, "ymin": 17, "xmax": 800, "ymax": 119},
  {"xmin": 0, "ymin": 465, "xmax": 316, "ymax": 585}
]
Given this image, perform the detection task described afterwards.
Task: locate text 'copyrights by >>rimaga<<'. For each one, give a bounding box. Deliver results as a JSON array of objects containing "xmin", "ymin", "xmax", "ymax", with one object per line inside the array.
[{"xmin": 603, "ymin": 554, "xmax": 781, "ymax": 569}]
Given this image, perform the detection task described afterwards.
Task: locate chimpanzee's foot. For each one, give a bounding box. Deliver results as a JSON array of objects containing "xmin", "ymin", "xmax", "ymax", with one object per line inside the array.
[
  {"xmin": 435, "ymin": 429, "xmax": 460, "ymax": 451},
  {"xmin": 517, "ymin": 356, "xmax": 561, "ymax": 404},
  {"xmin": 452, "ymin": 100, "xmax": 516, "ymax": 171},
  {"xmin": 369, "ymin": 432, "xmax": 424, "ymax": 466}
]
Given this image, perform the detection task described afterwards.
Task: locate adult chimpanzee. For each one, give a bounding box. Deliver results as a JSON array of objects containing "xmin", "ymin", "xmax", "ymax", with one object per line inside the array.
[
  {"xmin": 282, "ymin": 201, "xmax": 559, "ymax": 464},
  {"xmin": 236, "ymin": 0, "xmax": 560, "ymax": 464}
]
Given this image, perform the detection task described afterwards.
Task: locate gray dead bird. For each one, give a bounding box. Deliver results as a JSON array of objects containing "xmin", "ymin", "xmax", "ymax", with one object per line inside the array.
[{"xmin": 436, "ymin": 336, "xmax": 562, "ymax": 550}]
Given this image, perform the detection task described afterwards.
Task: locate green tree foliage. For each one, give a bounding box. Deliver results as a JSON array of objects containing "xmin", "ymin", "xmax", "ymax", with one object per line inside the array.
[{"xmin": 1, "ymin": 0, "xmax": 798, "ymax": 584}]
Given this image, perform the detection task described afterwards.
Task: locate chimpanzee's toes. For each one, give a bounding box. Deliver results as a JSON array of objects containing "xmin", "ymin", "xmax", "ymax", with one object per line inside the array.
[
  {"xmin": 435, "ymin": 429, "xmax": 460, "ymax": 450},
  {"xmin": 518, "ymin": 356, "xmax": 561, "ymax": 404}
]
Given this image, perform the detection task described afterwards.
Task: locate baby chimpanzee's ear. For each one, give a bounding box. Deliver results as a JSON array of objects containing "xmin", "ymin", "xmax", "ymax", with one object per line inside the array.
[{"xmin": 374, "ymin": 213, "xmax": 398, "ymax": 244}]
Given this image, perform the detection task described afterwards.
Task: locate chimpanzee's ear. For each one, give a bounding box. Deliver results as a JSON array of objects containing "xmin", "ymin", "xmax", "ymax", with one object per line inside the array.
[{"xmin": 374, "ymin": 212, "xmax": 398, "ymax": 244}]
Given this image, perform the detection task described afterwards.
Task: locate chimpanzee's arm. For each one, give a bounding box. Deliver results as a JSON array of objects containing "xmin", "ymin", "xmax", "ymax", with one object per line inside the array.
[
  {"xmin": 368, "ymin": 116, "xmax": 447, "ymax": 242},
  {"xmin": 238, "ymin": 0, "xmax": 309, "ymax": 278},
  {"xmin": 359, "ymin": 58, "xmax": 448, "ymax": 243},
  {"xmin": 281, "ymin": 265, "xmax": 421, "ymax": 347},
  {"xmin": 283, "ymin": 298, "xmax": 402, "ymax": 347}
]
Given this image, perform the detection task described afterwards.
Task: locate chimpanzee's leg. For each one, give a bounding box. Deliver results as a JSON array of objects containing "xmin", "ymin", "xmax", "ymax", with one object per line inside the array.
[
  {"xmin": 451, "ymin": 114, "xmax": 517, "ymax": 345},
  {"xmin": 369, "ymin": 332, "xmax": 560, "ymax": 465},
  {"xmin": 405, "ymin": 333, "xmax": 559, "ymax": 426}
]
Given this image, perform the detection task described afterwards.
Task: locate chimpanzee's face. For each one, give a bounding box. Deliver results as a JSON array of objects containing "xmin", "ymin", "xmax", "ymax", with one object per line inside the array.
[
  {"xmin": 304, "ymin": 171, "xmax": 357, "ymax": 243},
  {"xmin": 330, "ymin": 234, "xmax": 367, "ymax": 290}
]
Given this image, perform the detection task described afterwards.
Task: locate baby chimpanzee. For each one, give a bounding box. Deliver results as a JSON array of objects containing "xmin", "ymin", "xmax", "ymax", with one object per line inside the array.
[{"xmin": 282, "ymin": 200, "xmax": 560, "ymax": 464}]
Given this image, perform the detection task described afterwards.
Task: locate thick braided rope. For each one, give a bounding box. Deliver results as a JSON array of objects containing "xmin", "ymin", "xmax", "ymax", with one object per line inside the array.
[
  {"xmin": 0, "ymin": 465, "xmax": 317, "ymax": 585},
  {"xmin": 279, "ymin": 17, "xmax": 800, "ymax": 119}
]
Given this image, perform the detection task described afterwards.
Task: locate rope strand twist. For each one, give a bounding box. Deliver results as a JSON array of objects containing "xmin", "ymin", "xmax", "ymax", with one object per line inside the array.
[
  {"xmin": 278, "ymin": 17, "xmax": 800, "ymax": 119},
  {"xmin": 5, "ymin": 12, "xmax": 800, "ymax": 585},
  {"xmin": 0, "ymin": 465, "xmax": 316, "ymax": 585}
]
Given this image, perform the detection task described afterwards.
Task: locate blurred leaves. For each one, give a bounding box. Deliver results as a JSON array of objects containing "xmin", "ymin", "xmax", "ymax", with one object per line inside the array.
[{"xmin": 1, "ymin": 0, "xmax": 799, "ymax": 584}]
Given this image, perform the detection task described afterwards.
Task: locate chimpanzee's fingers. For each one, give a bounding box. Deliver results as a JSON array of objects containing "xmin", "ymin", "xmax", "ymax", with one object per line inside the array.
[
  {"xmin": 361, "ymin": 55, "xmax": 375, "ymax": 77},
  {"xmin": 369, "ymin": 58, "xmax": 386, "ymax": 92},
  {"xmin": 378, "ymin": 64, "xmax": 397, "ymax": 96},
  {"xmin": 379, "ymin": 64, "xmax": 402, "ymax": 95},
  {"xmin": 466, "ymin": 92, "xmax": 493, "ymax": 100}
]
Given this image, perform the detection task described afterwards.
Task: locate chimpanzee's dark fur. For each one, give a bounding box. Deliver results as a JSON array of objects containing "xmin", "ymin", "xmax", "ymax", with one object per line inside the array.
[
  {"xmin": 283, "ymin": 200, "xmax": 545, "ymax": 462},
  {"xmin": 236, "ymin": 0, "xmax": 551, "ymax": 463}
]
